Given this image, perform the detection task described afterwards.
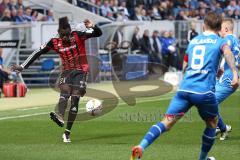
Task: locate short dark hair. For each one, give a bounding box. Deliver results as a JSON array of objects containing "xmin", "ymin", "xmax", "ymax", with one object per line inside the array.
[
  {"xmin": 58, "ymin": 16, "xmax": 71, "ymax": 30},
  {"xmin": 204, "ymin": 11, "xmax": 222, "ymax": 32}
]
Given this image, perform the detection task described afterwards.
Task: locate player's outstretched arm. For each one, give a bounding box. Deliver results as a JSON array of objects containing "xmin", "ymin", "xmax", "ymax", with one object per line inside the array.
[
  {"xmin": 78, "ymin": 19, "xmax": 102, "ymax": 38},
  {"xmin": 223, "ymin": 45, "xmax": 239, "ymax": 89},
  {"xmin": 11, "ymin": 43, "xmax": 50, "ymax": 72}
]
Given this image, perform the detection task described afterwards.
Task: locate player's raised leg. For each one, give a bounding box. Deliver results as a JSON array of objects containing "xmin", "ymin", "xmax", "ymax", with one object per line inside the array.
[
  {"xmin": 215, "ymin": 83, "xmax": 234, "ymax": 140},
  {"xmin": 50, "ymin": 83, "xmax": 71, "ymax": 127},
  {"xmin": 131, "ymin": 92, "xmax": 190, "ymax": 159}
]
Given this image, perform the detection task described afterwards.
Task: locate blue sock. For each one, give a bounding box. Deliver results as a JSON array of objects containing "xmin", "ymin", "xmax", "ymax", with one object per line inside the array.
[
  {"xmin": 217, "ymin": 114, "xmax": 226, "ymax": 132},
  {"xmin": 139, "ymin": 122, "xmax": 166, "ymax": 150},
  {"xmin": 199, "ymin": 128, "xmax": 216, "ymax": 160}
]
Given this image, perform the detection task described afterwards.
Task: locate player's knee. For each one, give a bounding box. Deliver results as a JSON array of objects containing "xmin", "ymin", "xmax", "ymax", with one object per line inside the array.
[
  {"xmin": 59, "ymin": 93, "xmax": 70, "ymax": 102},
  {"xmin": 161, "ymin": 117, "xmax": 176, "ymax": 131},
  {"xmin": 162, "ymin": 114, "xmax": 183, "ymax": 131},
  {"xmin": 70, "ymin": 96, "xmax": 80, "ymax": 114},
  {"xmin": 205, "ymin": 116, "xmax": 218, "ymax": 128}
]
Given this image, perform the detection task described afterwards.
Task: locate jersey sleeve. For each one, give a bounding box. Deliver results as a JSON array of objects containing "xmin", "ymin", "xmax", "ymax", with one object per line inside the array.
[
  {"xmin": 220, "ymin": 38, "xmax": 230, "ymax": 53},
  {"xmin": 76, "ymin": 25, "xmax": 102, "ymax": 40},
  {"xmin": 21, "ymin": 39, "xmax": 53, "ymax": 69},
  {"xmin": 185, "ymin": 43, "xmax": 191, "ymax": 55}
]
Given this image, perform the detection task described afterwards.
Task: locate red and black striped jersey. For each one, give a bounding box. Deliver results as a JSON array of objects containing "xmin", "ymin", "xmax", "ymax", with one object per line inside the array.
[{"xmin": 21, "ymin": 25, "xmax": 102, "ymax": 72}]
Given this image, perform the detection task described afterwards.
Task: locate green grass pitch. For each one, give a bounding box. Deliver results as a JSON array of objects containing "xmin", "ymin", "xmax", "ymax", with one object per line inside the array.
[{"xmin": 0, "ymin": 90, "xmax": 239, "ymax": 160}]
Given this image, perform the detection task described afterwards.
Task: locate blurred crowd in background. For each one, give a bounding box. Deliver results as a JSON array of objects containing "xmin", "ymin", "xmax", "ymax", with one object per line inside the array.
[
  {"xmin": 0, "ymin": 0, "xmax": 54, "ymax": 22},
  {"xmin": 130, "ymin": 27, "xmax": 181, "ymax": 72},
  {"xmin": 73, "ymin": 0, "xmax": 240, "ymax": 21}
]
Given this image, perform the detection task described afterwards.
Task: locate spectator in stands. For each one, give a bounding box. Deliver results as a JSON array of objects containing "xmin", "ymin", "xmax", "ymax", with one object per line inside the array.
[
  {"xmin": 143, "ymin": 0, "xmax": 156, "ymax": 10},
  {"xmin": 109, "ymin": 0, "xmax": 118, "ymax": 19},
  {"xmin": 102, "ymin": 1, "xmax": 115, "ymax": 21},
  {"xmin": 198, "ymin": 8, "xmax": 206, "ymax": 20},
  {"xmin": 233, "ymin": 9, "xmax": 240, "ymax": 19},
  {"xmin": 100, "ymin": 0, "xmax": 111, "ymax": 17},
  {"xmin": 160, "ymin": 31, "xmax": 172, "ymax": 68},
  {"xmin": 16, "ymin": 0, "xmax": 24, "ymax": 10},
  {"xmin": 140, "ymin": 29, "xmax": 151, "ymax": 55},
  {"xmin": 141, "ymin": 9, "xmax": 151, "ymax": 21},
  {"xmin": 70, "ymin": 0, "xmax": 240, "ymax": 21},
  {"xmin": 116, "ymin": 9, "xmax": 128, "ymax": 21},
  {"xmin": 226, "ymin": 0, "xmax": 239, "ymax": 11},
  {"xmin": 1, "ymin": 8, "xmax": 11, "ymax": 21},
  {"xmin": 15, "ymin": 7, "xmax": 25, "ymax": 22},
  {"xmin": 140, "ymin": 29, "xmax": 155, "ymax": 74},
  {"xmin": 150, "ymin": 30, "xmax": 162, "ymax": 64},
  {"xmin": 189, "ymin": 0, "xmax": 199, "ymax": 9},
  {"xmin": 9, "ymin": 0, "xmax": 17, "ymax": 11},
  {"xmin": 168, "ymin": 30, "xmax": 179, "ymax": 70},
  {"xmin": 214, "ymin": 2, "xmax": 224, "ymax": 14},
  {"xmin": 226, "ymin": 9, "xmax": 235, "ymax": 18},
  {"xmin": 131, "ymin": 26, "xmax": 141, "ymax": 52},
  {"xmin": 31, "ymin": 10, "xmax": 38, "ymax": 21},
  {"xmin": 10, "ymin": 8, "xmax": 17, "ymax": 21},
  {"xmin": 187, "ymin": 21, "xmax": 198, "ymax": 42},
  {"xmin": 0, "ymin": 0, "xmax": 10, "ymax": 17},
  {"xmin": 46, "ymin": 10, "xmax": 54, "ymax": 22},
  {"xmin": 176, "ymin": 10, "xmax": 188, "ymax": 20},
  {"xmin": 88, "ymin": 0, "xmax": 98, "ymax": 14},
  {"xmin": 23, "ymin": 6, "xmax": 32, "ymax": 21},
  {"xmin": 118, "ymin": 1, "xmax": 129, "ymax": 18},
  {"xmin": 133, "ymin": 6, "xmax": 143, "ymax": 21},
  {"xmin": 126, "ymin": 0, "xmax": 138, "ymax": 19},
  {"xmin": 158, "ymin": 1, "xmax": 171, "ymax": 20},
  {"xmin": 106, "ymin": 10, "xmax": 115, "ymax": 21},
  {"xmin": 151, "ymin": 3, "xmax": 162, "ymax": 20}
]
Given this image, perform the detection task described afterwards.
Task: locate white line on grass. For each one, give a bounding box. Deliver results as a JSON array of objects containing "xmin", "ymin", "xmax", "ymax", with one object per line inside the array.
[
  {"xmin": 1, "ymin": 89, "xmax": 239, "ymax": 121},
  {"xmin": 0, "ymin": 96, "xmax": 173, "ymax": 121},
  {"xmin": 17, "ymin": 107, "xmax": 40, "ymax": 111},
  {"xmin": 0, "ymin": 112, "xmax": 49, "ymax": 120}
]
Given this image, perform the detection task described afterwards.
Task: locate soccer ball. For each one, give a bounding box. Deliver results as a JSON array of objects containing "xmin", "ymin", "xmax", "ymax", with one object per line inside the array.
[{"xmin": 85, "ymin": 99, "xmax": 103, "ymax": 116}]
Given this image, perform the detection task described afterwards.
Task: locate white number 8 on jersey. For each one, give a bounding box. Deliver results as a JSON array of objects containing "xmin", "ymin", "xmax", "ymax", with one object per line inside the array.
[{"xmin": 191, "ymin": 45, "xmax": 206, "ymax": 70}]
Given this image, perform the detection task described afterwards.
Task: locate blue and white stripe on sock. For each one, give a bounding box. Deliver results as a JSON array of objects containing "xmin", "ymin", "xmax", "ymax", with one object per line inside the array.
[
  {"xmin": 199, "ymin": 128, "xmax": 216, "ymax": 160},
  {"xmin": 139, "ymin": 122, "xmax": 166, "ymax": 150}
]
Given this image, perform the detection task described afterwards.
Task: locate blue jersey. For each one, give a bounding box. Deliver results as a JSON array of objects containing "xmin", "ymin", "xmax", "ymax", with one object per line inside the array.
[
  {"xmin": 219, "ymin": 34, "xmax": 240, "ymax": 86},
  {"xmin": 179, "ymin": 32, "xmax": 227, "ymax": 93}
]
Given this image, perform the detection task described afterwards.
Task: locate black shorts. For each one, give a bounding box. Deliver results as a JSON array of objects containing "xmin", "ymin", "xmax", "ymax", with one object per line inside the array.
[{"xmin": 59, "ymin": 70, "xmax": 87, "ymax": 96}]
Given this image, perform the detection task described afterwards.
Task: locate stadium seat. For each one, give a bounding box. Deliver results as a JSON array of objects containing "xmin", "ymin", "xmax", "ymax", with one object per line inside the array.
[
  {"xmin": 99, "ymin": 54, "xmax": 111, "ymax": 80},
  {"xmin": 41, "ymin": 59, "xmax": 55, "ymax": 71},
  {"xmin": 122, "ymin": 55, "xmax": 148, "ymax": 80}
]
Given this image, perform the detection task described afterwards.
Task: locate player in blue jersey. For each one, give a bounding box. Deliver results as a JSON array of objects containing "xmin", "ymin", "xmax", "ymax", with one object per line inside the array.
[
  {"xmin": 214, "ymin": 19, "xmax": 240, "ymax": 140},
  {"xmin": 130, "ymin": 12, "xmax": 239, "ymax": 160}
]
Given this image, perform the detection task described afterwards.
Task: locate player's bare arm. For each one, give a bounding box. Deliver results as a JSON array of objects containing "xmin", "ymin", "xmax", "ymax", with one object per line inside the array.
[
  {"xmin": 216, "ymin": 58, "xmax": 225, "ymax": 79},
  {"xmin": 222, "ymin": 45, "xmax": 239, "ymax": 89}
]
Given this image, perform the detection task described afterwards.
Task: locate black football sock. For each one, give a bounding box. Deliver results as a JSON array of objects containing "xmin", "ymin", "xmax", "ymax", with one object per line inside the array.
[
  {"xmin": 64, "ymin": 129, "xmax": 71, "ymax": 136},
  {"xmin": 58, "ymin": 94, "xmax": 70, "ymax": 117},
  {"xmin": 66, "ymin": 96, "xmax": 79, "ymax": 131}
]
